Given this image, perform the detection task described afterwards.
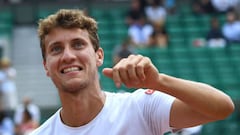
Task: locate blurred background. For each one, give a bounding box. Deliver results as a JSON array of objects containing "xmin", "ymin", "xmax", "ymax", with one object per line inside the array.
[{"xmin": 0, "ymin": 0, "xmax": 239, "ymax": 135}]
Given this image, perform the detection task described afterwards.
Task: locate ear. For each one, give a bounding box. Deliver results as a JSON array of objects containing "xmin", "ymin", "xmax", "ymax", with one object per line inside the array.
[
  {"xmin": 96, "ymin": 48, "xmax": 104, "ymax": 67},
  {"xmin": 43, "ymin": 61, "xmax": 50, "ymax": 77}
]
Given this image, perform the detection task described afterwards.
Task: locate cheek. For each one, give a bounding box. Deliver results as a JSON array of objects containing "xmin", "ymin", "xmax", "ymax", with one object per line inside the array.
[
  {"xmin": 45, "ymin": 58, "xmax": 58, "ymax": 76},
  {"xmin": 44, "ymin": 62, "xmax": 51, "ymax": 77},
  {"xmin": 80, "ymin": 50, "xmax": 97, "ymax": 64}
]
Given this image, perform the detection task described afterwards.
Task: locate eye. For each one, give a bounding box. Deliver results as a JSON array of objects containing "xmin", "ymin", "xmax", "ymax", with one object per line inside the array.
[
  {"xmin": 72, "ymin": 41, "xmax": 85, "ymax": 49},
  {"xmin": 50, "ymin": 45, "xmax": 62, "ymax": 55}
]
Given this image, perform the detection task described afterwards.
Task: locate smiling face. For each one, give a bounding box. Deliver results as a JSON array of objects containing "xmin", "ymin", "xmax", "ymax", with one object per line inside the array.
[{"xmin": 43, "ymin": 27, "xmax": 103, "ymax": 93}]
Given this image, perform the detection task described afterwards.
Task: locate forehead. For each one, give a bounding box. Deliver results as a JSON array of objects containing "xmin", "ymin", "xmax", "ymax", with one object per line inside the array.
[{"xmin": 44, "ymin": 27, "xmax": 90, "ymax": 46}]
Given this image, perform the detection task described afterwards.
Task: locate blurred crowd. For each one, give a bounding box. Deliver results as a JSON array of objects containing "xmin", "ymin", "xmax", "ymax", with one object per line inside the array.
[
  {"xmin": 113, "ymin": 0, "xmax": 240, "ymax": 65},
  {"xmin": 192, "ymin": 0, "xmax": 240, "ymax": 47},
  {"xmin": 113, "ymin": 0, "xmax": 171, "ymax": 65},
  {"xmin": 126, "ymin": 0, "xmax": 170, "ymax": 48},
  {"xmin": 0, "ymin": 58, "xmax": 40, "ymax": 135}
]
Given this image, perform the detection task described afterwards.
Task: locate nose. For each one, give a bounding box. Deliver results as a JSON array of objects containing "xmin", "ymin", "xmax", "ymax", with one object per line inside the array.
[{"xmin": 61, "ymin": 46, "xmax": 76, "ymax": 63}]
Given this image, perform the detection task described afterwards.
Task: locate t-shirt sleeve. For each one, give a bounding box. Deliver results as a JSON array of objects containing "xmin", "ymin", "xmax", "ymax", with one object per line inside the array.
[{"xmin": 132, "ymin": 89, "xmax": 175, "ymax": 135}]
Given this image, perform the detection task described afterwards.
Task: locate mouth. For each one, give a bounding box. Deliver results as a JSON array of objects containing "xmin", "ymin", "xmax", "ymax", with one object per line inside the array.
[{"xmin": 61, "ymin": 66, "xmax": 83, "ymax": 74}]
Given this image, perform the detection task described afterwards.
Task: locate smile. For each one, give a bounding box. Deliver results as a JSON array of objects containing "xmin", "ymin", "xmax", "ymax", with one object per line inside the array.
[{"xmin": 61, "ymin": 67, "xmax": 83, "ymax": 74}]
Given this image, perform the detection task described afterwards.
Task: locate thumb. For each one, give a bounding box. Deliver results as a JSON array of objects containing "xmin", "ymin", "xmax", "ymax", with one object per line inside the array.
[{"xmin": 102, "ymin": 68, "xmax": 113, "ymax": 78}]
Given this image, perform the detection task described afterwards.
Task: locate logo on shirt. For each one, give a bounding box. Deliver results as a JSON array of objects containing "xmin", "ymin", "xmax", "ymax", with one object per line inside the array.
[{"xmin": 145, "ymin": 89, "xmax": 155, "ymax": 95}]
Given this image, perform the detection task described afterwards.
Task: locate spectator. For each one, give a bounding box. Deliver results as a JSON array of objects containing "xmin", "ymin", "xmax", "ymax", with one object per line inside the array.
[
  {"xmin": 112, "ymin": 37, "xmax": 135, "ymax": 65},
  {"xmin": 145, "ymin": 0, "xmax": 167, "ymax": 27},
  {"xmin": 222, "ymin": 10, "xmax": 240, "ymax": 43},
  {"xmin": 0, "ymin": 57, "xmax": 17, "ymax": 114},
  {"xmin": 128, "ymin": 14, "xmax": 153, "ymax": 47},
  {"xmin": 15, "ymin": 108, "xmax": 38, "ymax": 135},
  {"xmin": 0, "ymin": 110, "xmax": 14, "ymax": 135},
  {"xmin": 164, "ymin": 0, "xmax": 176, "ymax": 14},
  {"xmin": 211, "ymin": 0, "xmax": 238, "ymax": 13},
  {"xmin": 14, "ymin": 97, "xmax": 40, "ymax": 126},
  {"xmin": 233, "ymin": 1, "xmax": 240, "ymax": 17},
  {"xmin": 206, "ymin": 17, "xmax": 226, "ymax": 47},
  {"xmin": 125, "ymin": 0, "xmax": 146, "ymax": 26},
  {"xmin": 148, "ymin": 23, "xmax": 168, "ymax": 47},
  {"xmin": 192, "ymin": 0, "xmax": 216, "ymax": 15}
]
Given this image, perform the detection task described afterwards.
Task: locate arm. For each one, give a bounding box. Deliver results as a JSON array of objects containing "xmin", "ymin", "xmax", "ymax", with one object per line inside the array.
[
  {"xmin": 158, "ymin": 73, "xmax": 234, "ymax": 128},
  {"xmin": 102, "ymin": 54, "xmax": 234, "ymax": 129}
]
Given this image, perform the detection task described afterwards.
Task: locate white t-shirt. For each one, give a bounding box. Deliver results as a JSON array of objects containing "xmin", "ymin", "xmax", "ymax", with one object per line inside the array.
[
  {"xmin": 0, "ymin": 68, "xmax": 17, "ymax": 111},
  {"xmin": 145, "ymin": 6, "xmax": 167, "ymax": 24},
  {"xmin": 14, "ymin": 103, "xmax": 41, "ymax": 125},
  {"xmin": 128, "ymin": 24, "xmax": 153, "ymax": 46},
  {"xmin": 211, "ymin": 0, "xmax": 238, "ymax": 12},
  {"xmin": 30, "ymin": 89, "xmax": 175, "ymax": 135},
  {"xmin": 222, "ymin": 21, "xmax": 240, "ymax": 42}
]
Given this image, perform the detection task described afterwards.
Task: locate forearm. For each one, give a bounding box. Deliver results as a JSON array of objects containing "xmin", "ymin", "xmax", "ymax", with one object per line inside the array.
[{"xmin": 155, "ymin": 73, "xmax": 234, "ymax": 120}]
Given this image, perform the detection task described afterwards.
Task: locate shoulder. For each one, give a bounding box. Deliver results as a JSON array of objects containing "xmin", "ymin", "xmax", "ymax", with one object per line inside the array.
[
  {"xmin": 105, "ymin": 89, "xmax": 152, "ymax": 98},
  {"xmin": 105, "ymin": 89, "xmax": 173, "ymax": 104},
  {"xmin": 132, "ymin": 89, "xmax": 172, "ymax": 98}
]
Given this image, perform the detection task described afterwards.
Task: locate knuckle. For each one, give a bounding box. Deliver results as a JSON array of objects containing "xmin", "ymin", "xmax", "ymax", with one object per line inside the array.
[
  {"xmin": 136, "ymin": 64, "xmax": 143, "ymax": 69},
  {"xmin": 113, "ymin": 67, "xmax": 118, "ymax": 72},
  {"xmin": 121, "ymin": 58, "xmax": 127, "ymax": 62},
  {"xmin": 118, "ymin": 66, "xmax": 125, "ymax": 72},
  {"xmin": 144, "ymin": 57, "xmax": 151, "ymax": 62},
  {"xmin": 126, "ymin": 63, "xmax": 134, "ymax": 69}
]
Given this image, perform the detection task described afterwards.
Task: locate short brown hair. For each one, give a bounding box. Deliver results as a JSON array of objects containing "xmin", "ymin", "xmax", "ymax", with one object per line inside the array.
[{"xmin": 38, "ymin": 9, "xmax": 99, "ymax": 61}]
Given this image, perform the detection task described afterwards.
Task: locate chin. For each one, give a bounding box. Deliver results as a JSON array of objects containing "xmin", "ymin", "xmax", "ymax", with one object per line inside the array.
[{"xmin": 63, "ymin": 80, "xmax": 88, "ymax": 93}]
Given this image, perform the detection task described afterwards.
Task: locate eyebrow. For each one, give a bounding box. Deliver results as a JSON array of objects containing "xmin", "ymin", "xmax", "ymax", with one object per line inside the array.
[
  {"xmin": 48, "ymin": 37, "xmax": 88, "ymax": 47},
  {"xmin": 44, "ymin": 42, "xmax": 61, "ymax": 54},
  {"xmin": 46, "ymin": 29, "xmax": 90, "ymax": 47},
  {"xmin": 71, "ymin": 37, "xmax": 88, "ymax": 44}
]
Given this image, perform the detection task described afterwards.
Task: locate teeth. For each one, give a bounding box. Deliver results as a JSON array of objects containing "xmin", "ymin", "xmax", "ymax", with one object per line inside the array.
[{"xmin": 63, "ymin": 67, "xmax": 79, "ymax": 73}]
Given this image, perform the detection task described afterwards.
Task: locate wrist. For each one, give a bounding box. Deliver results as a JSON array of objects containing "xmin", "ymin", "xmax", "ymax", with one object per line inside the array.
[{"xmin": 152, "ymin": 73, "xmax": 168, "ymax": 91}]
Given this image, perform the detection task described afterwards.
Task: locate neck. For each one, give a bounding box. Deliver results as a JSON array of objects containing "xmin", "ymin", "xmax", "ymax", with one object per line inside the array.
[{"xmin": 59, "ymin": 87, "xmax": 106, "ymax": 127}]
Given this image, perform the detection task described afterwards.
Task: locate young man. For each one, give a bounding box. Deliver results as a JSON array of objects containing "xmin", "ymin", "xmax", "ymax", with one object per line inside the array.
[{"xmin": 31, "ymin": 9, "xmax": 234, "ymax": 135}]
